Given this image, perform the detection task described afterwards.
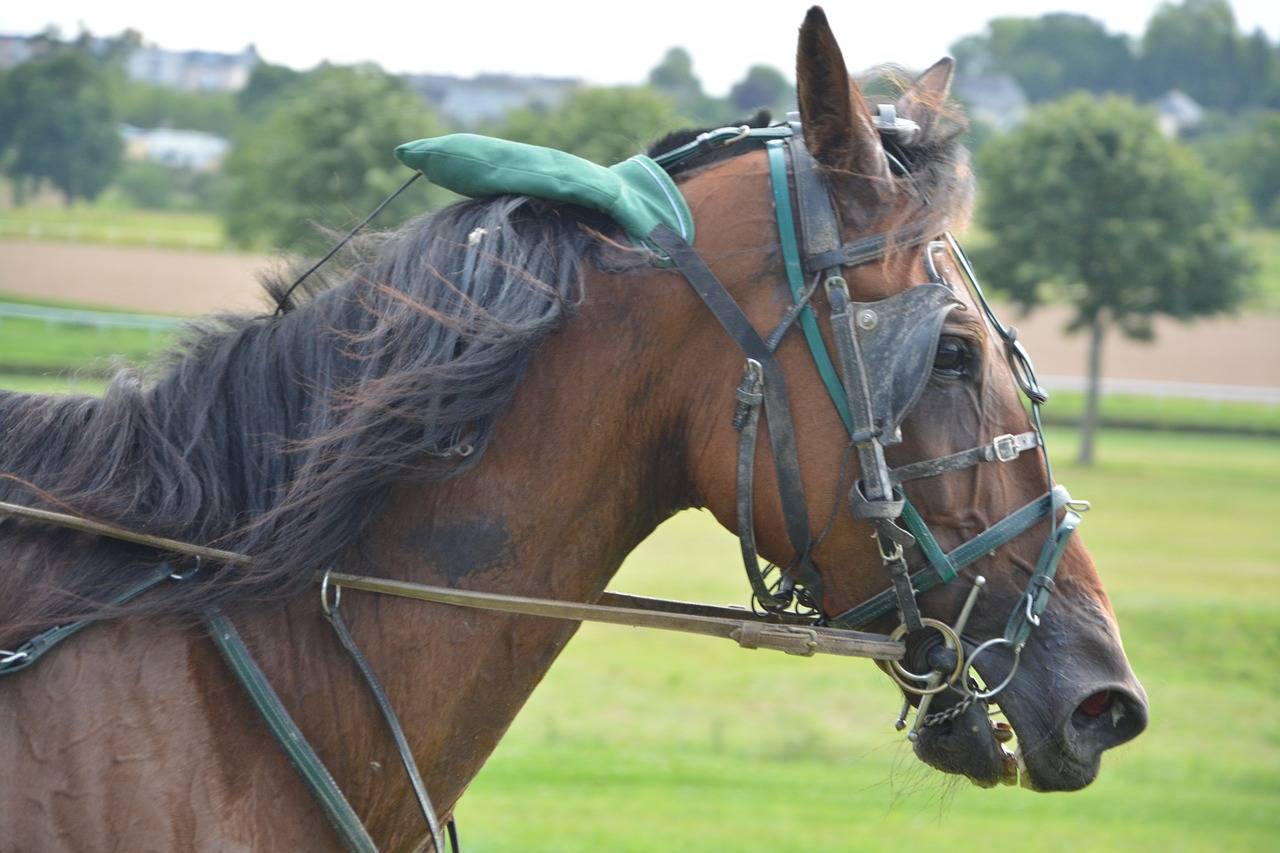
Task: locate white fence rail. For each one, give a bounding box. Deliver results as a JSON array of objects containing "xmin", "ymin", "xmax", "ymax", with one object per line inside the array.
[{"xmin": 0, "ymin": 301, "xmax": 183, "ymax": 332}]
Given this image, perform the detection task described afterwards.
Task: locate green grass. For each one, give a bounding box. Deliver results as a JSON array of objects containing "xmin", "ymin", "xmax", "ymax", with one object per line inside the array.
[
  {"xmin": 1243, "ymin": 228, "xmax": 1280, "ymax": 312},
  {"xmin": 1037, "ymin": 389, "xmax": 1280, "ymax": 435},
  {"xmin": 450, "ymin": 429, "xmax": 1280, "ymax": 851},
  {"xmin": 0, "ymin": 204, "xmax": 226, "ymax": 250},
  {"xmin": 0, "ymin": 373, "xmax": 109, "ymax": 395},
  {"xmin": 0, "ymin": 314, "xmax": 176, "ymax": 373}
]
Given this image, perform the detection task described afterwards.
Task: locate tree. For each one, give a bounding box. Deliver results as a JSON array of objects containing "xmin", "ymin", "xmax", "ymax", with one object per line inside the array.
[
  {"xmin": 223, "ymin": 65, "xmax": 447, "ymax": 250},
  {"xmin": 235, "ymin": 62, "xmax": 304, "ymax": 121},
  {"xmin": 977, "ymin": 94, "xmax": 1251, "ymax": 463},
  {"xmin": 0, "ymin": 48, "xmax": 122, "ymax": 205},
  {"xmin": 1139, "ymin": 0, "xmax": 1247, "ymax": 107},
  {"xmin": 646, "ymin": 47, "xmax": 731, "ymax": 125},
  {"xmin": 950, "ymin": 14, "xmax": 1136, "ymax": 101},
  {"xmin": 499, "ymin": 86, "xmax": 685, "ymax": 166},
  {"xmin": 728, "ymin": 65, "xmax": 792, "ymax": 115},
  {"xmin": 1193, "ymin": 111, "xmax": 1280, "ymax": 225}
]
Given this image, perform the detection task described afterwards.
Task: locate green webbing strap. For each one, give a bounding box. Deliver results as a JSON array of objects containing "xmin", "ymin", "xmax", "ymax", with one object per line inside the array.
[
  {"xmin": 0, "ymin": 566, "xmax": 171, "ymax": 677},
  {"xmin": 829, "ymin": 487, "xmax": 1068, "ymax": 628},
  {"xmin": 765, "ymin": 139, "xmax": 854, "ymax": 435},
  {"xmin": 204, "ymin": 610, "xmax": 378, "ymax": 853},
  {"xmin": 1004, "ymin": 507, "xmax": 1082, "ymax": 647}
]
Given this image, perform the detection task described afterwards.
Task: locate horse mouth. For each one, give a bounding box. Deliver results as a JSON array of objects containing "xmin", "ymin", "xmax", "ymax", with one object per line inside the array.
[
  {"xmin": 910, "ymin": 695, "xmax": 1016, "ymax": 788},
  {"xmin": 911, "ymin": 683, "xmax": 1149, "ymax": 790}
]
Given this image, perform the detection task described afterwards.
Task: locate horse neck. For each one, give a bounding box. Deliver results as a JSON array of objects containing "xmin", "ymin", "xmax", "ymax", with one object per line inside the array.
[{"xmin": 237, "ymin": 258, "xmax": 704, "ymax": 845}]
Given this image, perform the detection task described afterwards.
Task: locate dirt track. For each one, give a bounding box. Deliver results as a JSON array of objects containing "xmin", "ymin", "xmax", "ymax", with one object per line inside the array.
[{"xmin": 1, "ymin": 240, "xmax": 1277, "ymax": 389}]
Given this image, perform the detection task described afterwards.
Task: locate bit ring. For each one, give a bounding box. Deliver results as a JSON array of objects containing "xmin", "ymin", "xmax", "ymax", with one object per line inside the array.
[
  {"xmin": 888, "ymin": 618, "xmax": 965, "ymax": 695},
  {"xmin": 961, "ymin": 636, "xmax": 1021, "ymax": 700}
]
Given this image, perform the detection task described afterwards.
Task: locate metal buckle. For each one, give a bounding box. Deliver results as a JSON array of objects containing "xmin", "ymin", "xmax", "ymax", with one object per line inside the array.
[
  {"xmin": 1, "ymin": 648, "xmax": 30, "ymax": 665},
  {"xmin": 991, "ymin": 433, "xmax": 1018, "ymax": 462}
]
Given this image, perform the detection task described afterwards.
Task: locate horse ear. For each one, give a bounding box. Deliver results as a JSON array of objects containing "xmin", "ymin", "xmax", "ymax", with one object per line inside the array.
[
  {"xmin": 895, "ymin": 56, "xmax": 955, "ymax": 129},
  {"xmin": 795, "ymin": 7, "xmax": 889, "ymax": 188}
]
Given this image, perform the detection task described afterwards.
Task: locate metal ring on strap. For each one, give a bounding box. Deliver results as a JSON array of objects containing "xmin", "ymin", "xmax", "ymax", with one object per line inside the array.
[
  {"xmin": 961, "ymin": 636, "xmax": 1022, "ymax": 700},
  {"xmin": 887, "ymin": 618, "xmax": 964, "ymax": 695},
  {"xmin": 320, "ymin": 570, "xmax": 341, "ymax": 616}
]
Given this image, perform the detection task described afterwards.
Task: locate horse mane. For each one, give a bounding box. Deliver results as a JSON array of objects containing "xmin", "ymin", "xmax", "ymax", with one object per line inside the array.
[
  {"xmin": 0, "ymin": 82, "xmax": 971, "ymax": 639},
  {"xmin": 0, "ymin": 195, "xmax": 613, "ymax": 637}
]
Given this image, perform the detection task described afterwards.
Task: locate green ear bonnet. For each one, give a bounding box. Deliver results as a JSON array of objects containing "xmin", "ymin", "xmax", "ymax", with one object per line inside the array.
[{"xmin": 394, "ymin": 134, "xmax": 693, "ymax": 249}]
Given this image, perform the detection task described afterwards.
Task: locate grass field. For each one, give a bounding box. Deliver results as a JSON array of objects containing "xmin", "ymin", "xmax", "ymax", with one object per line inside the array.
[
  {"xmin": 453, "ymin": 428, "xmax": 1279, "ymax": 851},
  {"xmin": 0, "ymin": 205, "xmax": 226, "ymax": 250},
  {"xmin": 0, "ymin": 314, "xmax": 176, "ymax": 372}
]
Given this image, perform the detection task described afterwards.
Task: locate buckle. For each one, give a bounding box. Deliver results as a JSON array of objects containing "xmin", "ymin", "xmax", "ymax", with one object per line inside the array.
[{"xmin": 991, "ymin": 433, "xmax": 1018, "ymax": 462}]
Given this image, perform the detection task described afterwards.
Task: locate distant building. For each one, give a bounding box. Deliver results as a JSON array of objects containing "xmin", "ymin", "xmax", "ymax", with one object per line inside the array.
[
  {"xmin": 0, "ymin": 34, "xmax": 39, "ymax": 69},
  {"xmin": 953, "ymin": 73, "xmax": 1028, "ymax": 132},
  {"xmin": 0, "ymin": 32, "xmax": 258, "ymax": 92},
  {"xmin": 1152, "ymin": 89, "xmax": 1204, "ymax": 138},
  {"xmin": 120, "ymin": 125, "xmax": 230, "ymax": 171},
  {"xmin": 126, "ymin": 44, "xmax": 259, "ymax": 92},
  {"xmin": 407, "ymin": 73, "xmax": 579, "ymax": 127}
]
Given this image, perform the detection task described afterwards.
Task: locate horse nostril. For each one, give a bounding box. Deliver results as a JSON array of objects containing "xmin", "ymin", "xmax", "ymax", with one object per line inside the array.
[
  {"xmin": 1077, "ymin": 689, "xmax": 1113, "ymax": 718},
  {"xmin": 1068, "ymin": 686, "xmax": 1147, "ymax": 753}
]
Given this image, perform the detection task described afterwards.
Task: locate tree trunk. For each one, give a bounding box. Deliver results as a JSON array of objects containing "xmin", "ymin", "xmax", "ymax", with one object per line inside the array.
[{"xmin": 1078, "ymin": 314, "xmax": 1106, "ymax": 465}]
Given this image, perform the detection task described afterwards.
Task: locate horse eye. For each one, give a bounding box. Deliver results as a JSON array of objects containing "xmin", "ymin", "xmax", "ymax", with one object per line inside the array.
[{"xmin": 933, "ymin": 336, "xmax": 972, "ymax": 377}]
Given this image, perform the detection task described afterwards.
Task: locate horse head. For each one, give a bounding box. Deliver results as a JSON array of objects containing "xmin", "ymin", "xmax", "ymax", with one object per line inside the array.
[{"xmin": 666, "ymin": 6, "xmax": 1148, "ymax": 790}]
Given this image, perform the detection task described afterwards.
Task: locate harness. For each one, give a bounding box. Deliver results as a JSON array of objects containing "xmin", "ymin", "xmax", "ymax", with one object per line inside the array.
[{"xmin": 0, "ymin": 118, "xmax": 1087, "ymax": 850}]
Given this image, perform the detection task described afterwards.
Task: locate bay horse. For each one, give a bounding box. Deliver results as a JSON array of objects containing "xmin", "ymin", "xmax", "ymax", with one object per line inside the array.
[{"xmin": 0, "ymin": 8, "xmax": 1147, "ymax": 849}]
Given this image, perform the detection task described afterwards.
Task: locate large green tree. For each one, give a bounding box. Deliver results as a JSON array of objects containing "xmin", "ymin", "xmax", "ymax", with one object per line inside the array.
[
  {"xmin": 0, "ymin": 48, "xmax": 122, "ymax": 205},
  {"xmin": 977, "ymin": 94, "xmax": 1251, "ymax": 463},
  {"xmin": 223, "ymin": 65, "xmax": 446, "ymax": 250},
  {"xmin": 499, "ymin": 86, "xmax": 685, "ymax": 166}
]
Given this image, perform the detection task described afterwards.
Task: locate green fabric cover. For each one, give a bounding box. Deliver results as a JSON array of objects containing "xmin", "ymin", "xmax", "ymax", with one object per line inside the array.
[{"xmin": 394, "ymin": 134, "xmax": 693, "ymax": 244}]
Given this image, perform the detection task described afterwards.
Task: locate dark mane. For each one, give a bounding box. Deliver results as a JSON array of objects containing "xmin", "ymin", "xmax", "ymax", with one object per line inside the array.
[{"xmin": 0, "ymin": 195, "xmax": 606, "ymax": 637}]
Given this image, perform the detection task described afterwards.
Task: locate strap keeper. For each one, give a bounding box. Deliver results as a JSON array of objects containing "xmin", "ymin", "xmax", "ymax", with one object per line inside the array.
[
  {"xmin": 850, "ymin": 480, "xmax": 906, "ymax": 520},
  {"xmin": 731, "ymin": 358, "xmax": 764, "ymax": 432}
]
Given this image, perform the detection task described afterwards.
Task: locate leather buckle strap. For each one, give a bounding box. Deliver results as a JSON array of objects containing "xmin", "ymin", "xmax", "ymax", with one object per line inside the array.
[{"xmin": 889, "ymin": 431, "xmax": 1040, "ymax": 484}]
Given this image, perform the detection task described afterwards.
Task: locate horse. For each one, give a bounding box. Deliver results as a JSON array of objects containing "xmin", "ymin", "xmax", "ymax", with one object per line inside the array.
[{"xmin": 0, "ymin": 8, "xmax": 1147, "ymax": 849}]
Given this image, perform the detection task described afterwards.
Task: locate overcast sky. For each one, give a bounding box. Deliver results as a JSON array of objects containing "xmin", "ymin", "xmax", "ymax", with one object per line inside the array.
[{"xmin": 3, "ymin": 1, "xmax": 1278, "ymax": 94}]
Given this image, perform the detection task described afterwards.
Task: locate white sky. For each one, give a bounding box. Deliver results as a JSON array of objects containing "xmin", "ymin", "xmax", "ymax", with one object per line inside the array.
[{"xmin": 3, "ymin": 1, "xmax": 1278, "ymax": 95}]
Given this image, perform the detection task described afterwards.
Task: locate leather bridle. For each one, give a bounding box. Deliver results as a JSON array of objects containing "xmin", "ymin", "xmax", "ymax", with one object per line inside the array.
[{"xmin": 648, "ymin": 116, "xmax": 1089, "ymax": 721}]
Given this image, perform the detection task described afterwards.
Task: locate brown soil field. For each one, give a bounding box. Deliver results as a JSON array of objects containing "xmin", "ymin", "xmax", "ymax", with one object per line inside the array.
[{"xmin": 2, "ymin": 240, "xmax": 1277, "ymax": 388}]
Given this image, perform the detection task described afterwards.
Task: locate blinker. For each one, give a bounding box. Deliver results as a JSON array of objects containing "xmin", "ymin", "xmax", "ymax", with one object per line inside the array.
[{"xmin": 845, "ymin": 283, "xmax": 962, "ymax": 444}]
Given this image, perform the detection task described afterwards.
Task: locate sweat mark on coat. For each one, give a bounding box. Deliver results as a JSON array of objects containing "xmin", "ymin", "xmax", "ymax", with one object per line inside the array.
[{"xmin": 403, "ymin": 517, "xmax": 513, "ymax": 586}]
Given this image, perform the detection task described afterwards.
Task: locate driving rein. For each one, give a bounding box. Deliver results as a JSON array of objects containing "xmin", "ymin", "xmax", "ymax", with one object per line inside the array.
[{"xmin": 0, "ymin": 118, "xmax": 1087, "ymax": 852}]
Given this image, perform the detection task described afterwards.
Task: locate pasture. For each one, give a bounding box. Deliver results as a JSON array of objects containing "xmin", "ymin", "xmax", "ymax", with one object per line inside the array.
[{"xmin": 453, "ymin": 428, "xmax": 1279, "ymax": 851}]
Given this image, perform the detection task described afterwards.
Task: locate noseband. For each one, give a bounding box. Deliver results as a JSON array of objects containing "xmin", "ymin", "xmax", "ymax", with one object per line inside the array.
[{"xmin": 649, "ymin": 118, "xmax": 1088, "ymax": 728}]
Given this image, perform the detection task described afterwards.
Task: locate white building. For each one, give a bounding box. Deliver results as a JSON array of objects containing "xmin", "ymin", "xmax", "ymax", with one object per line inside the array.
[{"xmin": 120, "ymin": 125, "xmax": 231, "ymax": 171}]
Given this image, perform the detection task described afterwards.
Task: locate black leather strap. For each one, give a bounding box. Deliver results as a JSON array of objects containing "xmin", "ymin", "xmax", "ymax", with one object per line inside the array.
[
  {"xmin": 890, "ymin": 431, "xmax": 1040, "ymax": 484},
  {"xmin": 326, "ymin": 606, "xmax": 447, "ymax": 852},
  {"xmin": 649, "ymin": 224, "xmax": 821, "ymax": 598}
]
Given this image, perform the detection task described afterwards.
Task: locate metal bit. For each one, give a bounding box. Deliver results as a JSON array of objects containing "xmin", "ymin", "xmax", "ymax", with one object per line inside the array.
[{"xmin": 907, "ymin": 576, "xmax": 986, "ymax": 740}]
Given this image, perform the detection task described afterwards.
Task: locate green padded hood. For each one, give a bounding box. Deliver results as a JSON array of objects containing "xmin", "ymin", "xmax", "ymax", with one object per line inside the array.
[{"xmin": 394, "ymin": 134, "xmax": 692, "ymax": 245}]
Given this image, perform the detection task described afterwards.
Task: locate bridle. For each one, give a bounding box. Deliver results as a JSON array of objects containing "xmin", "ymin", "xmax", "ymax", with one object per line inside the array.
[
  {"xmin": 647, "ymin": 114, "xmax": 1089, "ymax": 727},
  {"xmin": 0, "ymin": 115, "xmax": 1089, "ymax": 851}
]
